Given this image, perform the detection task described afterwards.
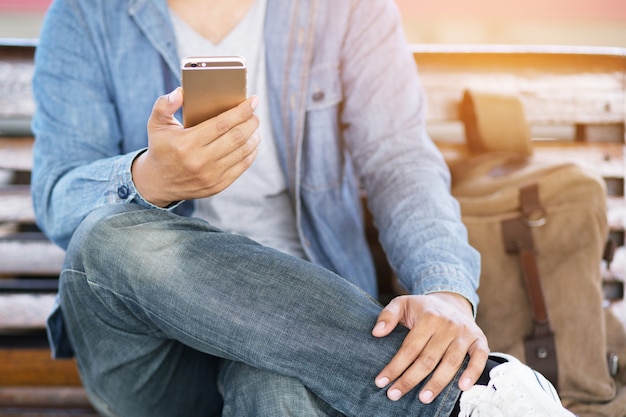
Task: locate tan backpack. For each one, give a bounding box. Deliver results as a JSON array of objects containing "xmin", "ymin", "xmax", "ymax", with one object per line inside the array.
[
  {"xmin": 451, "ymin": 152, "xmax": 626, "ymax": 416},
  {"xmin": 449, "ymin": 89, "xmax": 626, "ymax": 415}
]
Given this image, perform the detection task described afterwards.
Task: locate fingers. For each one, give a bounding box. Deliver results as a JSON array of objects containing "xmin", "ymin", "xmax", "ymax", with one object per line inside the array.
[
  {"xmin": 196, "ymin": 132, "xmax": 261, "ymax": 195},
  {"xmin": 169, "ymin": 92, "xmax": 260, "ymax": 179},
  {"xmin": 458, "ymin": 338, "xmax": 490, "ymax": 391},
  {"xmin": 189, "ymin": 96, "xmax": 260, "ymax": 164},
  {"xmin": 196, "ymin": 95, "xmax": 259, "ymax": 144},
  {"xmin": 374, "ymin": 328, "xmax": 433, "ymax": 400},
  {"xmin": 207, "ymin": 114, "xmax": 260, "ymax": 164},
  {"xmin": 150, "ymin": 89, "xmax": 259, "ymax": 144},
  {"xmin": 372, "ymin": 297, "xmax": 403, "ymax": 338},
  {"xmin": 372, "ymin": 295, "xmax": 490, "ymax": 404},
  {"xmin": 140, "ymin": 90, "xmax": 262, "ymax": 204},
  {"xmin": 414, "ymin": 334, "xmax": 486, "ymax": 404},
  {"xmin": 376, "ymin": 322, "xmax": 462, "ymax": 402}
]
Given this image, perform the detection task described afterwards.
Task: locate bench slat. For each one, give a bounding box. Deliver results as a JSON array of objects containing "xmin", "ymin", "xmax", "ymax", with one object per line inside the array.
[
  {"xmin": 0, "ymin": 294, "xmax": 56, "ymax": 332},
  {"xmin": 438, "ymin": 141, "xmax": 625, "ymax": 183},
  {"xmin": 0, "ymin": 240, "xmax": 64, "ymax": 275},
  {"xmin": 608, "ymin": 197, "xmax": 626, "ymax": 233},
  {"xmin": 413, "ymin": 46, "xmax": 626, "ymax": 126},
  {"xmin": 532, "ymin": 142, "xmax": 625, "ymax": 181},
  {"xmin": 0, "ymin": 137, "xmax": 34, "ymax": 171},
  {"xmin": 0, "ymin": 349, "xmax": 81, "ymax": 386},
  {"xmin": 0, "ymin": 185, "xmax": 34, "ymax": 223},
  {"xmin": 0, "ymin": 387, "xmax": 93, "ymax": 409}
]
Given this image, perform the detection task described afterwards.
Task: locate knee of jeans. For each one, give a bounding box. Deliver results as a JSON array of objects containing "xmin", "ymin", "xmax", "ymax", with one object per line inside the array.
[{"xmin": 64, "ymin": 204, "xmax": 148, "ymax": 271}]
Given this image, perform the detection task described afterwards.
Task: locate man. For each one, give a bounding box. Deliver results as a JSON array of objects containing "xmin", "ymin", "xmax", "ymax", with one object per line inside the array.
[{"xmin": 31, "ymin": 0, "xmax": 575, "ymax": 416}]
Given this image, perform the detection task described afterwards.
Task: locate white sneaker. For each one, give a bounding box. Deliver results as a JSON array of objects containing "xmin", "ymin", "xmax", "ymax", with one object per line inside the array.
[{"xmin": 458, "ymin": 353, "xmax": 577, "ymax": 417}]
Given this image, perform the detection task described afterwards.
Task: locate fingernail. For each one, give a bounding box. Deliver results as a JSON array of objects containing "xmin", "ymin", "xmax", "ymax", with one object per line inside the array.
[
  {"xmin": 373, "ymin": 321, "xmax": 385, "ymax": 332},
  {"xmin": 375, "ymin": 376, "xmax": 389, "ymax": 388},
  {"xmin": 388, "ymin": 389, "xmax": 402, "ymax": 401},
  {"xmin": 460, "ymin": 377, "xmax": 473, "ymax": 390},
  {"xmin": 250, "ymin": 95, "xmax": 259, "ymax": 110},
  {"xmin": 420, "ymin": 390, "xmax": 433, "ymax": 403},
  {"xmin": 168, "ymin": 88, "xmax": 180, "ymax": 103}
]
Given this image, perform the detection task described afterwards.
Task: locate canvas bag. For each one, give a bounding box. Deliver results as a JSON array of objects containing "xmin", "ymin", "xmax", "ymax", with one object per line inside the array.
[{"xmin": 450, "ymin": 152, "xmax": 626, "ymax": 416}]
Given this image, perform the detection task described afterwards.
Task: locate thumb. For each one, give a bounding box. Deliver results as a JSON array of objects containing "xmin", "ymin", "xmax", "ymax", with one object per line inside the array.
[
  {"xmin": 372, "ymin": 297, "xmax": 403, "ymax": 338},
  {"xmin": 151, "ymin": 87, "xmax": 183, "ymax": 126},
  {"xmin": 167, "ymin": 87, "xmax": 183, "ymax": 107}
]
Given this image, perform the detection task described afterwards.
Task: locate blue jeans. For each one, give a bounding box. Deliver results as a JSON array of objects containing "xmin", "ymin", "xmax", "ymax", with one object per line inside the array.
[{"xmin": 59, "ymin": 204, "xmax": 464, "ymax": 416}]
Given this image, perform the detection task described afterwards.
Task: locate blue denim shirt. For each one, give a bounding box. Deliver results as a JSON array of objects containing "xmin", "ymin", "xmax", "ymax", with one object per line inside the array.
[{"xmin": 32, "ymin": 0, "xmax": 480, "ymax": 358}]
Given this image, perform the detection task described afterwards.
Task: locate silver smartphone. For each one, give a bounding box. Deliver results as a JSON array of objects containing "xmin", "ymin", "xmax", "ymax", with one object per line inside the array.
[{"xmin": 181, "ymin": 56, "xmax": 247, "ymax": 128}]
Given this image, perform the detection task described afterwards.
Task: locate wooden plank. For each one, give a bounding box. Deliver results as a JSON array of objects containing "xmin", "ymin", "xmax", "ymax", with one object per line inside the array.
[
  {"xmin": 0, "ymin": 349, "xmax": 81, "ymax": 386},
  {"xmin": 0, "ymin": 240, "xmax": 64, "ymax": 275},
  {"xmin": 0, "ymin": 294, "xmax": 55, "ymax": 332},
  {"xmin": 0, "ymin": 137, "xmax": 34, "ymax": 171},
  {"xmin": 0, "ymin": 278, "xmax": 58, "ymax": 292},
  {"xmin": 0, "ymin": 185, "xmax": 34, "ymax": 223},
  {"xmin": 0, "ymin": 43, "xmax": 36, "ymax": 123},
  {"xmin": 608, "ymin": 197, "xmax": 626, "ymax": 233},
  {"xmin": 532, "ymin": 141, "xmax": 625, "ymax": 181},
  {"xmin": 576, "ymin": 123, "xmax": 625, "ymax": 143},
  {"xmin": 0, "ymin": 408, "xmax": 97, "ymax": 416},
  {"xmin": 607, "ymin": 246, "xmax": 626, "ymax": 327},
  {"xmin": 412, "ymin": 45, "xmax": 626, "ymax": 127},
  {"xmin": 0, "ymin": 387, "xmax": 93, "ymax": 409},
  {"xmin": 437, "ymin": 141, "xmax": 625, "ymax": 183}
]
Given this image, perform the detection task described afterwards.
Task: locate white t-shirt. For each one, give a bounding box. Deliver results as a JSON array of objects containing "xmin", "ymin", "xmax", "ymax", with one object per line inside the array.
[{"xmin": 169, "ymin": 0, "xmax": 305, "ymax": 259}]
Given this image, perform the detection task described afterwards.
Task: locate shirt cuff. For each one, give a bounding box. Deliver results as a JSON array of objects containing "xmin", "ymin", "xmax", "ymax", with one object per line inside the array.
[
  {"xmin": 110, "ymin": 148, "xmax": 185, "ymax": 211},
  {"xmin": 410, "ymin": 264, "xmax": 479, "ymax": 317}
]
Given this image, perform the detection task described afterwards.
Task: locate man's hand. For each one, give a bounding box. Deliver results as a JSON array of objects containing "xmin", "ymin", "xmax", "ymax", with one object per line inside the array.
[
  {"xmin": 132, "ymin": 87, "xmax": 260, "ymax": 207},
  {"xmin": 372, "ymin": 292, "xmax": 489, "ymax": 403}
]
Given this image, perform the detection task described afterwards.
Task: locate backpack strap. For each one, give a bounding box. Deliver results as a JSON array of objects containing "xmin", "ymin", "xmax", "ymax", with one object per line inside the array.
[
  {"xmin": 501, "ymin": 183, "xmax": 559, "ymax": 390},
  {"xmin": 460, "ymin": 89, "xmax": 533, "ymax": 156}
]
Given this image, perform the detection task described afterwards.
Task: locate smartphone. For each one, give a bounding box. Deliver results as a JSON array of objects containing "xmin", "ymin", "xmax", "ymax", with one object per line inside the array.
[{"xmin": 181, "ymin": 56, "xmax": 247, "ymax": 128}]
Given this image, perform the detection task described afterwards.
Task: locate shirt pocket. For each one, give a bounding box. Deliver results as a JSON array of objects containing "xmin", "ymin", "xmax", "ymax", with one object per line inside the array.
[
  {"xmin": 306, "ymin": 63, "xmax": 343, "ymax": 111},
  {"xmin": 301, "ymin": 63, "xmax": 346, "ymax": 191}
]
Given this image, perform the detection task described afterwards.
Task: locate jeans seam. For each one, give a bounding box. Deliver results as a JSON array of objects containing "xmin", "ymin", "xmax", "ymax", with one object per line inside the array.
[{"xmin": 84, "ymin": 278, "xmax": 241, "ymax": 363}]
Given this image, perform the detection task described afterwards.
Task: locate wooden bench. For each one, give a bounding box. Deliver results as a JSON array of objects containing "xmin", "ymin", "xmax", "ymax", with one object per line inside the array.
[
  {"xmin": 0, "ymin": 41, "xmax": 624, "ymax": 412},
  {"xmin": 0, "ymin": 41, "xmax": 94, "ymax": 415}
]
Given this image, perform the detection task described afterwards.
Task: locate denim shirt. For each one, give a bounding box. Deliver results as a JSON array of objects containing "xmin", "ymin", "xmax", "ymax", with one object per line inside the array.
[{"xmin": 32, "ymin": 0, "xmax": 480, "ymax": 358}]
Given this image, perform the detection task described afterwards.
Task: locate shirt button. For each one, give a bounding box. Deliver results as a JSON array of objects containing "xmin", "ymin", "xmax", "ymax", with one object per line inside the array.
[
  {"xmin": 312, "ymin": 90, "xmax": 325, "ymax": 102},
  {"xmin": 117, "ymin": 185, "xmax": 129, "ymax": 199}
]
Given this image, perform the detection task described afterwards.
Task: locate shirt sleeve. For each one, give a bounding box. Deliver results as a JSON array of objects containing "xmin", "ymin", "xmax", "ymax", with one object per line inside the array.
[
  {"xmin": 30, "ymin": 1, "xmax": 180, "ymax": 250},
  {"xmin": 339, "ymin": 0, "xmax": 480, "ymax": 312}
]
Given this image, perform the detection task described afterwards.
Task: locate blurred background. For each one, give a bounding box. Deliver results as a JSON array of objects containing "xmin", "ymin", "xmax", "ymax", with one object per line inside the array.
[
  {"xmin": 0, "ymin": 0, "xmax": 624, "ymax": 46},
  {"xmin": 395, "ymin": 0, "xmax": 626, "ymax": 47}
]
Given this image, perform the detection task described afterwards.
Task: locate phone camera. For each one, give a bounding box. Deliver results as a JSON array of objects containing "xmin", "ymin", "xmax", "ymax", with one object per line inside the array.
[{"xmin": 191, "ymin": 63, "xmax": 198, "ymax": 67}]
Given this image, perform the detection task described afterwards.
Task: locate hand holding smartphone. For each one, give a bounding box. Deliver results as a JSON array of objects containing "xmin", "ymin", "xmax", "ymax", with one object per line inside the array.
[{"xmin": 181, "ymin": 56, "xmax": 247, "ymax": 128}]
